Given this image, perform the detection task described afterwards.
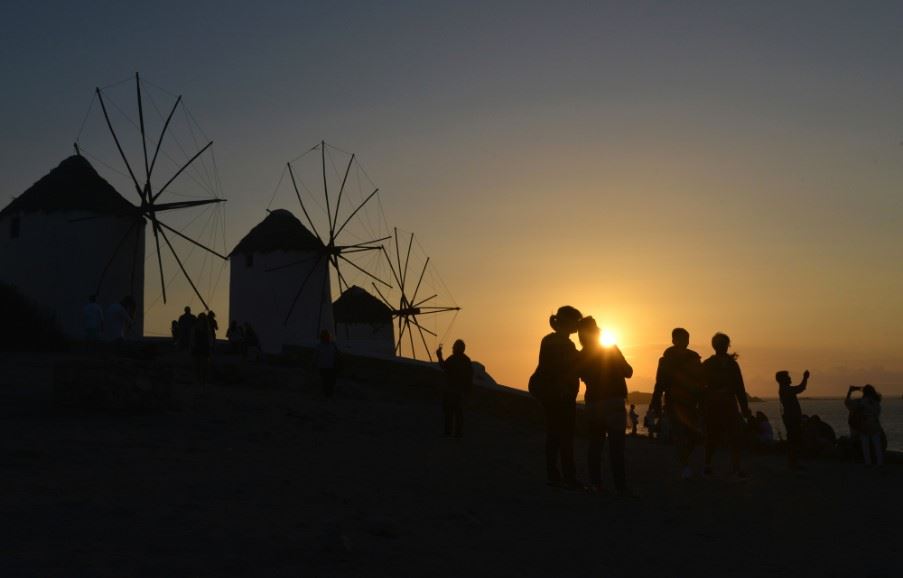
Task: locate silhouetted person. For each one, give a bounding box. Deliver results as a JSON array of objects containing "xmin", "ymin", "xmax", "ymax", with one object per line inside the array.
[
  {"xmin": 643, "ymin": 412, "xmax": 657, "ymax": 439},
  {"xmin": 629, "ymin": 404, "xmax": 639, "ymax": 436},
  {"xmin": 243, "ymin": 322, "xmax": 260, "ymax": 360},
  {"xmin": 777, "ymin": 369, "xmax": 809, "ymax": 469},
  {"xmin": 207, "ymin": 310, "xmax": 219, "ymax": 341},
  {"xmin": 577, "ymin": 316, "xmax": 632, "ymax": 495},
  {"xmin": 226, "ymin": 320, "xmax": 244, "ymax": 354},
  {"xmin": 650, "ymin": 327, "xmax": 704, "ymax": 479},
  {"xmin": 83, "ymin": 295, "xmax": 103, "ymax": 344},
  {"xmin": 845, "ymin": 385, "xmax": 884, "ymax": 467},
  {"xmin": 701, "ymin": 333, "xmax": 752, "ymax": 478},
  {"xmin": 178, "ymin": 306, "xmax": 196, "ymax": 351},
  {"xmin": 315, "ymin": 330, "xmax": 340, "ymax": 398},
  {"xmin": 105, "ymin": 296, "xmax": 134, "ymax": 344},
  {"xmin": 170, "ymin": 320, "xmax": 179, "ymax": 346},
  {"xmin": 530, "ymin": 305, "xmax": 582, "ymax": 489},
  {"xmin": 437, "ymin": 339, "xmax": 474, "ymax": 438},
  {"xmin": 755, "ymin": 411, "xmax": 775, "ymax": 446},
  {"xmin": 191, "ymin": 312, "xmax": 213, "ymax": 389}
]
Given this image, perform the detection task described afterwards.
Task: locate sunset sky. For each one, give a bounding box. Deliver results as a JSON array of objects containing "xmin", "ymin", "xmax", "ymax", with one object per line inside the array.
[{"xmin": 2, "ymin": 1, "xmax": 902, "ymax": 396}]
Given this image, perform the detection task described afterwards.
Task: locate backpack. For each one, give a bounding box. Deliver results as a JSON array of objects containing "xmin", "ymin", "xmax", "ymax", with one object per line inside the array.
[{"xmin": 528, "ymin": 367, "xmax": 552, "ymax": 402}]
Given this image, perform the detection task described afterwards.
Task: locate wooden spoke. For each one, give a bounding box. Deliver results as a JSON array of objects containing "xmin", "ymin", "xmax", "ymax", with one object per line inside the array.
[
  {"xmin": 159, "ymin": 226, "xmax": 209, "ymax": 310},
  {"xmin": 333, "ymin": 153, "xmax": 354, "ymax": 239},
  {"xmin": 287, "ymin": 162, "xmax": 322, "ymax": 241},
  {"xmin": 155, "ymin": 220, "xmax": 227, "ymax": 260},
  {"xmin": 283, "ymin": 254, "xmax": 325, "ymax": 324},
  {"xmin": 148, "ymin": 95, "xmax": 182, "ymax": 178},
  {"xmin": 333, "ymin": 187, "xmax": 379, "ymax": 239},
  {"xmin": 96, "ymin": 87, "xmax": 143, "ymax": 199},
  {"xmin": 152, "ymin": 140, "xmax": 213, "ymax": 202},
  {"xmin": 338, "ymin": 253, "xmax": 391, "ymax": 287}
]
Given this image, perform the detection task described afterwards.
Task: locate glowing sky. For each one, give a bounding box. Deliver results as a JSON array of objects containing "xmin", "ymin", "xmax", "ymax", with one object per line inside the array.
[{"xmin": 2, "ymin": 1, "xmax": 902, "ymax": 396}]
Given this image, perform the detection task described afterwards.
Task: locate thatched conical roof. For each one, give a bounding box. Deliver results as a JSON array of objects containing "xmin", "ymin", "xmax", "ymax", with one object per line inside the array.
[
  {"xmin": 230, "ymin": 209, "xmax": 323, "ymax": 256},
  {"xmin": 0, "ymin": 155, "xmax": 136, "ymax": 219},
  {"xmin": 333, "ymin": 285, "xmax": 393, "ymax": 324}
]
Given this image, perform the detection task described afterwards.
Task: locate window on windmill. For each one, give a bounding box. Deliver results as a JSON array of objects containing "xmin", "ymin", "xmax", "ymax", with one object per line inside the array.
[
  {"xmin": 10, "ymin": 216, "xmax": 20, "ymax": 239},
  {"xmin": 245, "ymin": 253, "xmax": 253, "ymax": 268}
]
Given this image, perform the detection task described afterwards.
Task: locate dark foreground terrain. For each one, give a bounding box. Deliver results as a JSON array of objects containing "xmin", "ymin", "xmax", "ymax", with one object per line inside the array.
[{"xmin": 1, "ymin": 352, "xmax": 901, "ymax": 577}]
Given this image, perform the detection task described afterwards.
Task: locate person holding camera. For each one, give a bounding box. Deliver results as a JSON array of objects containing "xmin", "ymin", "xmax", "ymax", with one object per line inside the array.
[
  {"xmin": 777, "ymin": 369, "xmax": 809, "ymax": 469},
  {"xmin": 845, "ymin": 385, "xmax": 884, "ymax": 467}
]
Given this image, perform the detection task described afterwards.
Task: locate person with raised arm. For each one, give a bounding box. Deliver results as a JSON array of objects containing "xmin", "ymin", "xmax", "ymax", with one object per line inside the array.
[{"xmin": 777, "ymin": 369, "xmax": 809, "ymax": 469}]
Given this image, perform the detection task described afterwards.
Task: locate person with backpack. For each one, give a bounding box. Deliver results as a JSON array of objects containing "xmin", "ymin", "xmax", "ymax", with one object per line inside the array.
[
  {"xmin": 777, "ymin": 369, "xmax": 809, "ymax": 469},
  {"xmin": 576, "ymin": 316, "xmax": 633, "ymax": 496},
  {"xmin": 649, "ymin": 327, "xmax": 705, "ymax": 479},
  {"xmin": 529, "ymin": 305, "xmax": 582, "ymax": 489},
  {"xmin": 437, "ymin": 339, "xmax": 474, "ymax": 439},
  {"xmin": 701, "ymin": 332, "xmax": 753, "ymax": 479}
]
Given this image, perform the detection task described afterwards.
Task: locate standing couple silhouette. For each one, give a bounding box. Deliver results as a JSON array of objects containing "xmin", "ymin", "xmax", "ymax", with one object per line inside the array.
[{"xmin": 530, "ymin": 305, "xmax": 633, "ymax": 495}]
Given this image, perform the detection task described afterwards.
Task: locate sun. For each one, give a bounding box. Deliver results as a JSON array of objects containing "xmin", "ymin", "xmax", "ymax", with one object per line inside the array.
[{"xmin": 599, "ymin": 328, "xmax": 617, "ymax": 347}]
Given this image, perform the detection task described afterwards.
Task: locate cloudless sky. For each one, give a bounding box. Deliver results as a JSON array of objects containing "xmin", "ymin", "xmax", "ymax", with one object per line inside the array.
[{"xmin": 2, "ymin": 1, "xmax": 902, "ymax": 395}]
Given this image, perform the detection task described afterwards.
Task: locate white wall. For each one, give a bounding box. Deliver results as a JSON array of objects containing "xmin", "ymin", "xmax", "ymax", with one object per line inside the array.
[
  {"xmin": 335, "ymin": 321, "xmax": 395, "ymax": 357},
  {"xmin": 229, "ymin": 249, "xmax": 333, "ymax": 353},
  {"xmin": 0, "ymin": 210, "xmax": 145, "ymax": 339}
]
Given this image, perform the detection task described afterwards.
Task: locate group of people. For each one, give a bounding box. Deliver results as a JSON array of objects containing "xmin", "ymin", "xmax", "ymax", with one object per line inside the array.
[
  {"xmin": 529, "ymin": 304, "xmax": 888, "ymax": 495},
  {"xmin": 82, "ymin": 294, "xmax": 137, "ymax": 345},
  {"xmin": 172, "ymin": 306, "xmax": 219, "ymax": 386}
]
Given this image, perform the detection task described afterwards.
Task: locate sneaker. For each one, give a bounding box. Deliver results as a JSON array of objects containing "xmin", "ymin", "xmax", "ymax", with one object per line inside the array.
[
  {"xmin": 681, "ymin": 466, "xmax": 694, "ymax": 480},
  {"xmin": 587, "ymin": 484, "xmax": 606, "ymax": 495}
]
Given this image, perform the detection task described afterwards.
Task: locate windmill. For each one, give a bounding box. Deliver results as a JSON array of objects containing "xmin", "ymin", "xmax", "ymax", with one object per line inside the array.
[
  {"xmin": 73, "ymin": 73, "xmax": 227, "ymax": 314},
  {"xmin": 371, "ymin": 228, "xmax": 460, "ymax": 361},
  {"xmin": 266, "ymin": 141, "xmax": 393, "ymax": 327}
]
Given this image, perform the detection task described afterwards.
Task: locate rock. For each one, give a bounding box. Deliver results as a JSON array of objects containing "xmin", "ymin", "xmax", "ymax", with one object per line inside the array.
[{"xmin": 53, "ymin": 357, "xmax": 174, "ymax": 413}]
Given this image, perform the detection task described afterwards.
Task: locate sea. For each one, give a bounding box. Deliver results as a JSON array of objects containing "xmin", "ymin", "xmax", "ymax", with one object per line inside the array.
[{"xmin": 630, "ymin": 398, "xmax": 903, "ymax": 452}]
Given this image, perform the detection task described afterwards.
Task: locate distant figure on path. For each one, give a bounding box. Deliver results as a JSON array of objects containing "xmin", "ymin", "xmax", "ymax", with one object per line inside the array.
[
  {"xmin": 777, "ymin": 369, "xmax": 810, "ymax": 469},
  {"xmin": 207, "ymin": 310, "xmax": 219, "ymax": 341},
  {"xmin": 845, "ymin": 385, "xmax": 884, "ymax": 467},
  {"xmin": 701, "ymin": 333, "xmax": 752, "ymax": 478},
  {"xmin": 105, "ymin": 296, "xmax": 134, "ymax": 343},
  {"xmin": 629, "ymin": 404, "xmax": 639, "ymax": 436},
  {"xmin": 437, "ymin": 340, "xmax": 474, "ymax": 438},
  {"xmin": 191, "ymin": 312, "xmax": 213, "ymax": 389},
  {"xmin": 577, "ymin": 316, "xmax": 633, "ymax": 495},
  {"xmin": 178, "ymin": 306, "xmax": 196, "ymax": 351},
  {"xmin": 315, "ymin": 330, "xmax": 341, "ymax": 398},
  {"xmin": 226, "ymin": 320, "xmax": 244, "ymax": 354},
  {"xmin": 83, "ymin": 295, "xmax": 103, "ymax": 344},
  {"xmin": 243, "ymin": 322, "xmax": 260, "ymax": 360},
  {"xmin": 170, "ymin": 320, "xmax": 179, "ymax": 346},
  {"xmin": 649, "ymin": 327, "xmax": 704, "ymax": 479},
  {"xmin": 529, "ymin": 305, "xmax": 582, "ymax": 489}
]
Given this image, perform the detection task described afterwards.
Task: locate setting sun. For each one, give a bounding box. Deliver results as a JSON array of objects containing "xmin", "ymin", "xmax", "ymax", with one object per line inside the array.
[{"xmin": 600, "ymin": 328, "xmax": 618, "ymax": 347}]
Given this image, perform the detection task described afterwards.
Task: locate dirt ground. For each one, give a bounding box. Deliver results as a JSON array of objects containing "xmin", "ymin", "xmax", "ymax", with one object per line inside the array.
[{"xmin": 1, "ymin": 352, "xmax": 901, "ymax": 577}]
